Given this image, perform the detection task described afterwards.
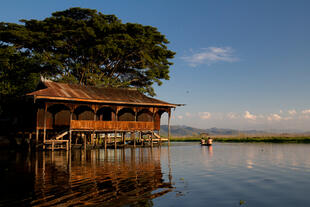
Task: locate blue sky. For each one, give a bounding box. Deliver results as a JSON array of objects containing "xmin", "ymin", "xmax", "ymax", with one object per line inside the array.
[{"xmin": 1, "ymin": 0, "xmax": 310, "ymax": 131}]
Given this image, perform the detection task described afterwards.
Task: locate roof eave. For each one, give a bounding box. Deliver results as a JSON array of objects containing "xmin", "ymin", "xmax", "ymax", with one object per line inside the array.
[{"xmin": 30, "ymin": 95, "xmax": 179, "ymax": 108}]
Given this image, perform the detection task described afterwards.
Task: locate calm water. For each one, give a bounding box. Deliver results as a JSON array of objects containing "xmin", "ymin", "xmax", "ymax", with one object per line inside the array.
[{"xmin": 1, "ymin": 143, "xmax": 310, "ymax": 206}]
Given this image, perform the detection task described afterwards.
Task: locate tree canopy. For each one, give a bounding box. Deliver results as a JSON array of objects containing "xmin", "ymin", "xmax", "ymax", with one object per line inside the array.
[{"xmin": 0, "ymin": 7, "xmax": 175, "ymax": 97}]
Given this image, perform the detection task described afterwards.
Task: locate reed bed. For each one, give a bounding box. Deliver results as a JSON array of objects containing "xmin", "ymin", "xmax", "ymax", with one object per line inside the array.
[{"xmin": 169, "ymin": 134, "xmax": 310, "ymax": 143}]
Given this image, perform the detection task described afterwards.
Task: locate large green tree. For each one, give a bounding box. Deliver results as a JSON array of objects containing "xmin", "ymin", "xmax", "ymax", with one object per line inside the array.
[
  {"xmin": 0, "ymin": 7, "xmax": 175, "ymax": 96},
  {"xmin": 0, "ymin": 46, "xmax": 42, "ymax": 116}
]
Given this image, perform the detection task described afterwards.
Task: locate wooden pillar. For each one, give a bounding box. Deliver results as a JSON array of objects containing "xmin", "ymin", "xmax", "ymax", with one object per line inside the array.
[
  {"xmin": 36, "ymin": 129, "xmax": 39, "ymax": 146},
  {"xmin": 83, "ymin": 133, "xmax": 86, "ymax": 150},
  {"xmin": 69, "ymin": 110, "xmax": 73, "ymax": 150},
  {"xmin": 91, "ymin": 132, "xmax": 94, "ymax": 146},
  {"xmin": 104, "ymin": 133, "xmax": 107, "ymax": 150},
  {"xmin": 132, "ymin": 131, "xmax": 136, "ymax": 147},
  {"xmin": 151, "ymin": 131, "xmax": 153, "ymax": 147},
  {"xmin": 51, "ymin": 141, "xmax": 54, "ymax": 151},
  {"xmin": 35, "ymin": 107, "xmax": 39, "ymax": 146},
  {"xmin": 123, "ymin": 132, "xmax": 126, "ymax": 145},
  {"xmin": 114, "ymin": 131, "xmax": 117, "ymax": 149},
  {"xmin": 139, "ymin": 132, "xmax": 142, "ymax": 144},
  {"xmin": 168, "ymin": 109, "xmax": 171, "ymax": 146},
  {"xmin": 28, "ymin": 133, "xmax": 32, "ymax": 151},
  {"xmin": 69, "ymin": 130, "xmax": 72, "ymax": 150},
  {"xmin": 92, "ymin": 111, "xmax": 96, "ymax": 146},
  {"xmin": 43, "ymin": 103, "xmax": 48, "ymax": 149}
]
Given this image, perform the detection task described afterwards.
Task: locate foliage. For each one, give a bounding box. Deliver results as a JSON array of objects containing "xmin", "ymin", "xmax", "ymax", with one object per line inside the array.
[
  {"xmin": 0, "ymin": 7, "xmax": 175, "ymax": 96},
  {"xmin": 0, "ymin": 46, "xmax": 41, "ymax": 97},
  {"xmin": 0, "ymin": 45, "xmax": 42, "ymax": 115}
]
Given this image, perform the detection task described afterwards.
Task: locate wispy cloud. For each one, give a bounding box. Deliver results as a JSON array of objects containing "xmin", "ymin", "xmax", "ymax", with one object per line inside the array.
[
  {"xmin": 301, "ymin": 109, "xmax": 310, "ymax": 114},
  {"xmin": 182, "ymin": 47, "xmax": 239, "ymax": 67},
  {"xmin": 227, "ymin": 112, "xmax": 239, "ymax": 119},
  {"xmin": 288, "ymin": 109, "xmax": 297, "ymax": 115},
  {"xmin": 267, "ymin": 113, "xmax": 282, "ymax": 121},
  {"xmin": 244, "ymin": 111, "xmax": 256, "ymax": 120},
  {"xmin": 199, "ymin": 112, "xmax": 211, "ymax": 120}
]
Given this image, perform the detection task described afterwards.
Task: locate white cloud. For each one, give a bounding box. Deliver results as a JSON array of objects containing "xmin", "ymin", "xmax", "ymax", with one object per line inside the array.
[
  {"xmin": 267, "ymin": 113, "xmax": 282, "ymax": 121},
  {"xmin": 288, "ymin": 109, "xmax": 297, "ymax": 115},
  {"xmin": 244, "ymin": 111, "xmax": 257, "ymax": 120},
  {"xmin": 199, "ymin": 112, "xmax": 211, "ymax": 120},
  {"xmin": 227, "ymin": 112, "xmax": 239, "ymax": 119},
  {"xmin": 182, "ymin": 47, "xmax": 239, "ymax": 67},
  {"xmin": 301, "ymin": 109, "xmax": 310, "ymax": 114}
]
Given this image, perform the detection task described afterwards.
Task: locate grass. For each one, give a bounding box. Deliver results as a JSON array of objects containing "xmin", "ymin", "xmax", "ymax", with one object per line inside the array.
[
  {"xmin": 169, "ymin": 134, "xmax": 310, "ymax": 143},
  {"xmin": 170, "ymin": 137, "xmax": 201, "ymax": 142}
]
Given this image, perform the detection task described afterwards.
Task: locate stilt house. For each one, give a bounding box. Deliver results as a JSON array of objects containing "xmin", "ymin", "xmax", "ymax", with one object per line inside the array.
[{"xmin": 26, "ymin": 80, "xmax": 179, "ymax": 148}]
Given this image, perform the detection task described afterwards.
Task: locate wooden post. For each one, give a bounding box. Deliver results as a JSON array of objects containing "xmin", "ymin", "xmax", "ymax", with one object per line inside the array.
[
  {"xmin": 83, "ymin": 133, "xmax": 86, "ymax": 150},
  {"xmin": 36, "ymin": 107, "xmax": 39, "ymax": 147},
  {"xmin": 114, "ymin": 131, "xmax": 117, "ymax": 149},
  {"xmin": 69, "ymin": 110, "xmax": 73, "ymax": 150},
  {"xmin": 43, "ymin": 103, "xmax": 47, "ymax": 149},
  {"xmin": 151, "ymin": 131, "xmax": 153, "ymax": 147},
  {"xmin": 66, "ymin": 140, "xmax": 69, "ymax": 151},
  {"xmin": 104, "ymin": 133, "xmax": 107, "ymax": 150},
  {"xmin": 139, "ymin": 132, "xmax": 142, "ymax": 144},
  {"xmin": 168, "ymin": 109, "xmax": 171, "ymax": 146},
  {"xmin": 52, "ymin": 141, "xmax": 54, "ymax": 151},
  {"xmin": 123, "ymin": 132, "xmax": 126, "ymax": 145},
  {"xmin": 68, "ymin": 130, "xmax": 72, "ymax": 147},
  {"xmin": 28, "ymin": 133, "xmax": 32, "ymax": 151},
  {"xmin": 92, "ymin": 112, "xmax": 96, "ymax": 147},
  {"xmin": 91, "ymin": 132, "xmax": 94, "ymax": 146},
  {"xmin": 36, "ymin": 129, "xmax": 39, "ymax": 147},
  {"xmin": 132, "ymin": 131, "xmax": 136, "ymax": 147}
]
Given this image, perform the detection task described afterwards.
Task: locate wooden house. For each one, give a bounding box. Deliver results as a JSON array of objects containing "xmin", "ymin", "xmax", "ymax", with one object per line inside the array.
[{"xmin": 26, "ymin": 80, "xmax": 179, "ymax": 149}]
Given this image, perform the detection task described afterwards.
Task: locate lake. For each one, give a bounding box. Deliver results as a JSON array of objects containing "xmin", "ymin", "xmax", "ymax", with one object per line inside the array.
[{"xmin": 1, "ymin": 142, "xmax": 310, "ymax": 206}]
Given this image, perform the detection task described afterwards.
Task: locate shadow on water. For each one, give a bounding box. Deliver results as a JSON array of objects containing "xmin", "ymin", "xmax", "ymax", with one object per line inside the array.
[{"xmin": 0, "ymin": 147, "xmax": 173, "ymax": 206}]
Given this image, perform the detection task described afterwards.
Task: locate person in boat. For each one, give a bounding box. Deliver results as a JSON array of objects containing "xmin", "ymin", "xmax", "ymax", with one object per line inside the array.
[
  {"xmin": 207, "ymin": 137, "xmax": 213, "ymax": 145},
  {"xmin": 200, "ymin": 138, "xmax": 206, "ymax": 145}
]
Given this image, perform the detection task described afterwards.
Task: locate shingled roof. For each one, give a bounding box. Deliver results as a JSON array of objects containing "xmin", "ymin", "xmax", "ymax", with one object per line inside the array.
[{"xmin": 27, "ymin": 81, "xmax": 178, "ymax": 107}]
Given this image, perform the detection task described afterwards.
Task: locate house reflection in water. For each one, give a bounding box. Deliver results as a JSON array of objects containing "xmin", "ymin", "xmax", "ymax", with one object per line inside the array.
[{"xmin": 12, "ymin": 148, "xmax": 172, "ymax": 206}]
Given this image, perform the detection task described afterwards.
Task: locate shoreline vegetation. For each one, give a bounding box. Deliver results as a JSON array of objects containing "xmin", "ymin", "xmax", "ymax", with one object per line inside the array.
[{"xmin": 169, "ymin": 134, "xmax": 310, "ymax": 143}]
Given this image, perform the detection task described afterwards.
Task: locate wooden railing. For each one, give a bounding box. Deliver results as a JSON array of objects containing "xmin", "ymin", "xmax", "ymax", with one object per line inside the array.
[{"xmin": 70, "ymin": 120, "xmax": 157, "ymax": 131}]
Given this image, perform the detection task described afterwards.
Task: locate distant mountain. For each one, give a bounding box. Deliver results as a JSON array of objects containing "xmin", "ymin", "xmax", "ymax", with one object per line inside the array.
[{"xmin": 159, "ymin": 125, "xmax": 267, "ymax": 137}]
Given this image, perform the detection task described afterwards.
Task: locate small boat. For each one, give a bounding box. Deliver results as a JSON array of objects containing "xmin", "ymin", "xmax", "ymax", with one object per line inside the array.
[{"xmin": 200, "ymin": 137, "xmax": 213, "ymax": 146}]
